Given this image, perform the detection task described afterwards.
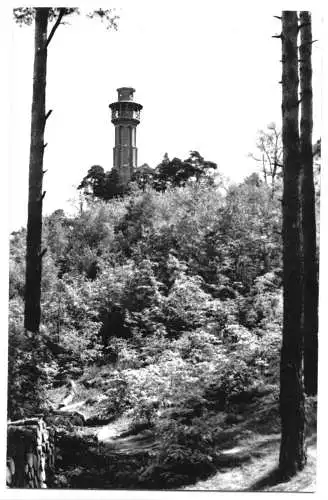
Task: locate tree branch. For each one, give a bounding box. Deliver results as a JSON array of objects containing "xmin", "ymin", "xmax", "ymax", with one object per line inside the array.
[
  {"xmin": 298, "ymin": 22, "xmax": 311, "ymax": 31},
  {"xmin": 40, "ymin": 248, "xmax": 47, "ymax": 258},
  {"xmin": 264, "ymin": 148, "xmax": 273, "ymax": 174},
  {"xmin": 46, "ymin": 9, "xmax": 65, "ymax": 47},
  {"xmin": 45, "ymin": 109, "xmax": 53, "ymax": 121},
  {"xmin": 249, "ymin": 154, "xmax": 262, "ymax": 162},
  {"xmin": 300, "ymin": 39, "xmax": 318, "ymax": 46}
]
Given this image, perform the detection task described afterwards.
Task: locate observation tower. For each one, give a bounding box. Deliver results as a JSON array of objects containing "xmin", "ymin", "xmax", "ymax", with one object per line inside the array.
[{"xmin": 109, "ymin": 87, "xmax": 143, "ymax": 185}]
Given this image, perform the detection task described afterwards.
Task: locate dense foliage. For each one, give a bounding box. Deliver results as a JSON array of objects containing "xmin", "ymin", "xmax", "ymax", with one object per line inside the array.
[
  {"xmin": 78, "ymin": 151, "xmax": 219, "ymax": 201},
  {"xmin": 8, "ymin": 172, "xmax": 290, "ymax": 483}
]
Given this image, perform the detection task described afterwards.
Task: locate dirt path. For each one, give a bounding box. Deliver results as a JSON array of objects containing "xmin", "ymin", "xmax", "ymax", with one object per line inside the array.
[
  {"xmin": 97, "ymin": 417, "xmax": 158, "ymax": 455},
  {"xmin": 54, "ymin": 391, "xmax": 159, "ymax": 455},
  {"xmin": 96, "ymin": 416, "xmax": 131, "ymax": 442}
]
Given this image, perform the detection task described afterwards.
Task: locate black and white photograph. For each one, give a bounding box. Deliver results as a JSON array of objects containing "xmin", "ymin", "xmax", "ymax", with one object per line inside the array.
[{"xmin": 3, "ymin": 1, "xmax": 325, "ymax": 497}]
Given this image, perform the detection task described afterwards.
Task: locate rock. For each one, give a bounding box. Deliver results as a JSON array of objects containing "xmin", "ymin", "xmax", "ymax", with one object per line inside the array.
[
  {"xmin": 48, "ymin": 410, "xmax": 86, "ymax": 427},
  {"xmin": 85, "ymin": 415, "xmax": 114, "ymax": 427}
]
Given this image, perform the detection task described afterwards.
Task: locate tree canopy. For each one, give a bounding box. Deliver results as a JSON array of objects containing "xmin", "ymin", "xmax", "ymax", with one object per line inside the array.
[{"xmin": 78, "ymin": 151, "xmax": 218, "ymax": 202}]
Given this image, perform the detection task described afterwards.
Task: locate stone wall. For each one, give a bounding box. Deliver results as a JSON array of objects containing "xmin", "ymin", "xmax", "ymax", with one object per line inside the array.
[{"xmin": 6, "ymin": 417, "xmax": 55, "ymax": 488}]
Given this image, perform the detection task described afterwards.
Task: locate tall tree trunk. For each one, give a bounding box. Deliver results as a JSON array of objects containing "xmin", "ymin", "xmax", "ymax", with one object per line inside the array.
[
  {"xmin": 299, "ymin": 11, "xmax": 318, "ymax": 396},
  {"xmin": 24, "ymin": 8, "xmax": 49, "ymax": 333},
  {"xmin": 279, "ymin": 11, "xmax": 306, "ymax": 477}
]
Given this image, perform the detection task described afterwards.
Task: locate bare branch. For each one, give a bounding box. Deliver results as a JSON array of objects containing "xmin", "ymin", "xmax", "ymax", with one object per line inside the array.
[
  {"xmin": 264, "ymin": 148, "xmax": 273, "ymax": 173},
  {"xmin": 46, "ymin": 8, "xmax": 65, "ymax": 47},
  {"xmin": 300, "ymin": 39, "xmax": 318, "ymax": 46},
  {"xmin": 248, "ymin": 154, "xmax": 262, "ymax": 162},
  {"xmin": 298, "ymin": 22, "xmax": 311, "ymax": 31},
  {"xmin": 45, "ymin": 109, "xmax": 53, "ymax": 121},
  {"xmin": 43, "ymin": 142, "xmax": 48, "ymax": 149},
  {"xmin": 274, "ymin": 15, "xmax": 282, "ymax": 20},
  {"xmin": 40, "ymin": 248, "xmax": 47, "ymax": 258}
]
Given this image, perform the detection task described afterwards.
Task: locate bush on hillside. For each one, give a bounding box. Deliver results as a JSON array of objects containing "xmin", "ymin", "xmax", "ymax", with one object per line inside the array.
[{"xmin": 7, "ymin": 301, "xmax": 56, "ymax": 419}]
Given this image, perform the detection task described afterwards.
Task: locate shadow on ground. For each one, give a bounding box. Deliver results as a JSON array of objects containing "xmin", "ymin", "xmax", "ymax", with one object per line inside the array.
[
  {"xmin": 246, "ymin": 433, "xmax": 317, "ymax": 492},
  {"xmin": 50, "ymin": 389, "xmax": 317, "ymax": 491},
  {"xmin": 247, "ymin": 467, "xmax": 289, "ymax": 491}
]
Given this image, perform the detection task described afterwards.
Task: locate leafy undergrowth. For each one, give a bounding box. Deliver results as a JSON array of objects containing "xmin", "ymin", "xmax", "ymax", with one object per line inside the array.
[
  {"xmin": 48, "ymin": 384, "xmax": 317, "ymax": 491},
  {"xmin": 46, "ymin": 319, "xmax": 316, "ymax": 491}
]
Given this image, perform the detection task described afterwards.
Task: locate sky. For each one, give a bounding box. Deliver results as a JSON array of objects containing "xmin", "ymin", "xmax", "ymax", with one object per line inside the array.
[{"xmin": 7, "ymin": 2, "xmax": 323, "ymax": 231}]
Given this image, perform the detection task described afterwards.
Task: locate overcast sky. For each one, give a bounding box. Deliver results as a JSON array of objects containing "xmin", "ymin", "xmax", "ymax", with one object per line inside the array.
[{"xmin": 8, "ymin": 1, "xmax": 323, "ymax": 231}]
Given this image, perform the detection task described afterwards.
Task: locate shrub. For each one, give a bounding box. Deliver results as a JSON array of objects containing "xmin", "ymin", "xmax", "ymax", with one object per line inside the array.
[
  {"xmin": 141, "ymin": 413, "xmax": 217, "ymax": 488},
  {"xmin": 7, "ymin": 304, "xmax": 55, "ymax": 419}
]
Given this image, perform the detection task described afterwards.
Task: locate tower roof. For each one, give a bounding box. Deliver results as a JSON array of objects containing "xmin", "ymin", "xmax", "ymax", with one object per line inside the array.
[
  {"xmin": 109, "ymin": 86, "xmax": 142, "ymax": 112},
  {"xmin": 117, "ymin": 87, "xmax": 136, "ymax": 102}
]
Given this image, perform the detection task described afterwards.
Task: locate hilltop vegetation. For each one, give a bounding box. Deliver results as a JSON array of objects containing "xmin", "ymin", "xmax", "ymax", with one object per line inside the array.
[{"xmin": 8, "ymin": 172, "xmax": 317, "ymax": 488}]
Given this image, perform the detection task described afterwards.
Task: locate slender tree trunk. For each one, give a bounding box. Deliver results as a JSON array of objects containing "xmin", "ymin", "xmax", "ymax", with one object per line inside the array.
[
  {"xmin": 262, "ymin": 154, "xmax": 268, "ymax": 184},
  {"xmin": 299, "ymin": 11, "xmax": 318, "ymax": 396},
  {"xmin": 24, "ymin": 8, "xmax": 49, "ymax": 333},
  {"xmin": 279, "ymin": 11, "xmax": 306, "ymax": 477}
]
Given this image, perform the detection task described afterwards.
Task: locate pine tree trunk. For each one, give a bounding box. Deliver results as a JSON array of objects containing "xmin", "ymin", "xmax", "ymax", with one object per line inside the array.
[
  {"xmin": 24, "ymin": 8, "xmax": 49, "ymax": 333},
  {"xmin": 279, "ymin": 10, "xmax": 306, "ymax": 477},
  {"xmin": 299, "ymin": 11, "xmax": 318, "ymax": 396}
]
